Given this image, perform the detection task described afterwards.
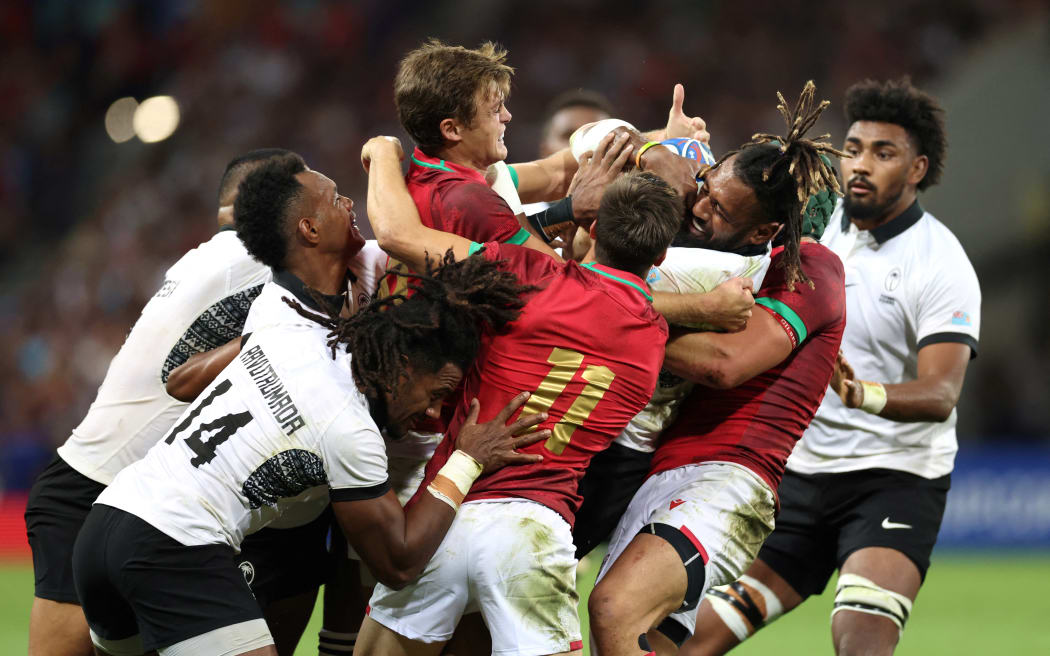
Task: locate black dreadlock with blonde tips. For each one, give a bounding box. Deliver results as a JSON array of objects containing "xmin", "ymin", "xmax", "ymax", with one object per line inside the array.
[
  {"xmin": 713, "ymin": 81, "xmax": 849, "ymax": 290},
  {"xmin": 283, "ymin": 249, "xmax": 534, "ymax": 406}
]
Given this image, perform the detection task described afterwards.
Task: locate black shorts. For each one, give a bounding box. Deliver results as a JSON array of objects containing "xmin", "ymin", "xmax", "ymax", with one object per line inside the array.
[
  {"xmin": 573, "ymin": 443, "xmax": 652, "ymax": 558},
  {"xmin": 72, "ymin": 504, "xmax": 263, "ymax": 652},
  {"xmin": 25, "ymin": 454, "xmax": 106, "ymax": 603},
  {"xmin": 239, "ymin": 505, "xmax": 335, "ymax": 607},
  {"xmin": 757, "ymin": 468, "xmax": 950, "ymax": 599}
]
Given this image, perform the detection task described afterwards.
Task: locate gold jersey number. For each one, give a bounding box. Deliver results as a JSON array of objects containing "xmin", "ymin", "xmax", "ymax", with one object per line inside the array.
[{"xmin": 519, "ymin": 347, "xmax": 616, "ymax": 455}]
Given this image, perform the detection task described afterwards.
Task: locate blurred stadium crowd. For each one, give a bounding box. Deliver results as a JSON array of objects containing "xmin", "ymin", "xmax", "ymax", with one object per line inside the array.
[{"xmin": 0, "ymin": 0, "xmax": 1046, "ymax": 491}]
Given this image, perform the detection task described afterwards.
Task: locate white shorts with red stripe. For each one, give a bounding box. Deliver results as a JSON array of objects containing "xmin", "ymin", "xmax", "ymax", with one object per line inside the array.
[
  {"xmin": 368, "ymin": 499, "xmax": 582, "ymax": 656},
  {"xmin": 596, "ymin": 461, "xmax": 776, "ymax": 633}
]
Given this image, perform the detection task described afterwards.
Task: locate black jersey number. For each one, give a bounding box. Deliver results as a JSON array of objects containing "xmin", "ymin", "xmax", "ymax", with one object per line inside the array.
[{"xmin": 164, "ymin": 379, "xmax": 253, "ymax": 467}]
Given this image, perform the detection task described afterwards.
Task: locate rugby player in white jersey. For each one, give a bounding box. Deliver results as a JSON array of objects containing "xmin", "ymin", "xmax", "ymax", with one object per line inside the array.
[
  {"xmin": 70, "ymin": 155, "xmax": 550, "ymax": 656},
  {"xmin": 24, "ymin": 149, "xmax": 306, "ymax": 656},
  {"xmin": 685, "ymin": 79, "xmax": 980, "ymax": 656}
]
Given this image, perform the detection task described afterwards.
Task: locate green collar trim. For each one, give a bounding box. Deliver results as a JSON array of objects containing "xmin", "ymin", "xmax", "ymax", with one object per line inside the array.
[
  {"xmin": 581, "ymin": 262, "xmax": 653, "ymax": 301},
  {"xmin": 411, "ymin": 154, "xmax": 453, "ymax": 172}
]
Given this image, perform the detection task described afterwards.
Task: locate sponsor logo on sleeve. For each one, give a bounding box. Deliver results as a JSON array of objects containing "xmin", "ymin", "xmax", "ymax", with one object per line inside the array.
[{"xmin": 951, "ymin": 311, "xmax": 972, "ymax": 326}]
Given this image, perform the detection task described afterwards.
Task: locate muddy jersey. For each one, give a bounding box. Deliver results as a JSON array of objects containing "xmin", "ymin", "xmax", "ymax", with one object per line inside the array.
[
  {"xmin": 58, "ymin": 228, "xmax": 271, "ymax": 485},
  {"xmin": 615, "ymin": 246, "xmax": 771, "ymax": 453},
  {"xmin": 650, "ymin": 242, "xmax": 846, "ymax": 497},
  {"xmin": 95, "ymin": 274, "xmax": 389, "ymax": 549},
  {"xmin": 410, "ymin": 243, "xmax": 667, "ymax": 526}
]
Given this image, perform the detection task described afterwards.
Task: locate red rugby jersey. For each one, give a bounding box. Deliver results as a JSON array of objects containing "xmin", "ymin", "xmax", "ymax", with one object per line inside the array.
[
  {"xmin": 650, "ymin": 242, "xmax": 846, "ymax": 497},
  {"xmin": 409, "ymin": 243, "xmax": 668, "ymax": 526}
]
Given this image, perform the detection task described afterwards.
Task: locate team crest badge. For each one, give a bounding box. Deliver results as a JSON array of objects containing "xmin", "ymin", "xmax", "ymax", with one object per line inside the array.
[{"xmin": 239, "ymin": 561, "xmax": 255, "ymax": 585}]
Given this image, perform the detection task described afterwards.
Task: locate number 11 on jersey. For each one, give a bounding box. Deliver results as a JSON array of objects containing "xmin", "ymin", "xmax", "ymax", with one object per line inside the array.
[{"xmin": 519, "ymin": 347, "xmax": 615, "ymax": 455}]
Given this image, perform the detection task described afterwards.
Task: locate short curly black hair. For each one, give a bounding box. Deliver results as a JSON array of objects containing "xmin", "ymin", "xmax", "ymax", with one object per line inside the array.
[
  {"xmin": 217, "ymin": 148, "xmax": 304, "ymax": 206},
  {"xmin": 845, "ymin": 77, "xmax": 947, "ymax": 190},
  {"xmin": 233, "ymin": 156, "xmax": 308, "ymax": 269}
]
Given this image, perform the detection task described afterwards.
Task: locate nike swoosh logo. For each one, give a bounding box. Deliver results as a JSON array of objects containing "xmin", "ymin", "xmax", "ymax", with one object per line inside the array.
[
  {"xmin": 882, "ymin": 517, "xmax": 912, "ymax": 530},
  {"xmin": 669, "ymin": 499, "xmax": 685, "ymax": 510}
]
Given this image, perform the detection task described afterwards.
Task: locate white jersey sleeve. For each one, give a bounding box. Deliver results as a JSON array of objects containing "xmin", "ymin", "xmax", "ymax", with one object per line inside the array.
[
  {"xmin": 616, "ymin": 246, "xmax": 771, "ymax": 452},
  {"xmin": 58, "ymin": 230, "xmax": 271, "ymax": 484},
  {"xmin": 913, "ymin": 237, "xmax": 981, "ymax": 352},
  {"xmin": 322, "ymin": 403, "xmax": 390, "ymax": 502}
]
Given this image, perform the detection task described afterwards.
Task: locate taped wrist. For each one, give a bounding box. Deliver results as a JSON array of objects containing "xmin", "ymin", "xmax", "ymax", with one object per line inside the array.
[
  {"xmin": 859, "ymin": 381, "xmax": 887, "ymax": 414},
  {"xmin": 527, "ymin": 197, "xmax": 575, "ymax": 243},
  {"xmin": 427, "ymin": 450, "xmax": 483, "ymax": 510}
]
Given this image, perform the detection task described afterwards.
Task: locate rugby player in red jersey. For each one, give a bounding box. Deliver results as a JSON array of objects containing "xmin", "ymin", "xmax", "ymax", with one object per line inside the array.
[
  {"xmin": 587, "ymin": 83, "xmax": 848, "ymax": 656},
  {"xmin": 354, "ymin": 135, "xmax": 681, "ymax": 656}
]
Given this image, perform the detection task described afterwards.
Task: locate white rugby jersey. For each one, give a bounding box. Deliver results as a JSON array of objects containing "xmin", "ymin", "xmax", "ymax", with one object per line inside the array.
[
  {"xmin": 615, "ymin": 246, "xmax": 770, "ymax": 453},
  {"xmin": 58, "ymin": 234, "xmax": 387, "ymax": 487},
  {"xmin": 96, "ymin": 274, "xmax": 390, "ymax": 549},
  {"xmin": 58, "ymin": 228, "xmax": 270, "ymax": 484},
  {"xmin": 788, "ymin": 201, "xmax": 980, "ymax": 478}
]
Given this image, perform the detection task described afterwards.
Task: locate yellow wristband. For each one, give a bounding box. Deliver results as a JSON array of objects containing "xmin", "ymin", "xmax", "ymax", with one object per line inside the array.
[
  {"xmin": 635, "ymin": 141, "xmax": 661, "ymax": 170},
  {"xmin": 859, "ymin": 381, "xmax": 887, "ymax": 415}
]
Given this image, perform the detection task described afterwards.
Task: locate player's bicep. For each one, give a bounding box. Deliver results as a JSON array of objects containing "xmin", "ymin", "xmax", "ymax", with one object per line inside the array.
[{"xmin": 331, "ymin": 490, "xmax": 406, "ymax": 569}]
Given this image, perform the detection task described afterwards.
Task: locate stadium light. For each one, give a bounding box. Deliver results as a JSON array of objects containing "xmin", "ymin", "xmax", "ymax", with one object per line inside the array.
[
  {"xmin": 104, "ymin": 97, "xmax": 139, "ymax": 143},
  {"xmin": 133, "ymin": 95, "xmax": 180, "ymax": 143}
]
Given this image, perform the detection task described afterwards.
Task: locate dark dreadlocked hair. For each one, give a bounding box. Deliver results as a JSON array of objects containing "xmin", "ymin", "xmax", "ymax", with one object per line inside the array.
[
  {"xmin": 845, "ymin": 77, "xmax": 947, "ymax": 190},
  {"xmin": 284, "ymin": 249, "xmax": 534, "ymax": 405},
  {"xmin": 710, "ymin": 81, "xmax": 848, "ymax": 290}
]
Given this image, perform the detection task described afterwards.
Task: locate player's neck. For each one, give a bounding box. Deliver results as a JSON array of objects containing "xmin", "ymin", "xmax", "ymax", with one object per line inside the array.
[
  {"xmin": 436, "ymin": 145, "xmax": 488, "ymax": 173},
  {"xmin": 850, "ymin": 190, "xmax": 918, "ymax": 232},
  {"xmin": 283, "ymin": 251, "xmax": 348, "ymax": 297}
]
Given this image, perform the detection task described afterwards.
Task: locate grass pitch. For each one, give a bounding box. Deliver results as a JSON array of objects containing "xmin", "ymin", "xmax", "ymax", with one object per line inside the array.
[{"xmin": 3, "ymin": 551, "xmax": 1048, "ymax": 654}]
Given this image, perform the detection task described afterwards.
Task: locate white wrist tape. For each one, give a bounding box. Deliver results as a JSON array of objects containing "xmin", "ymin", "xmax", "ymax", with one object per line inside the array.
[
  {"xmin": 427, "ymin": 449, "xmax": 483, "ymax": 510},
  {"xmin": 488, "ymin": 161, "xmax": 524, "ymax": 216},
  {"xmin": 569, "ymin": 118, "xmax": 637, "ymax": 162},
  {"xmin": 859, "ymin": 381, "xmax": 888, "ymax": 414}
]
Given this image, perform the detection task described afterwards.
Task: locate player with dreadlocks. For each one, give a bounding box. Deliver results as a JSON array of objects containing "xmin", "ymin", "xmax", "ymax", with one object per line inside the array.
[
  {"xmin": 585, "ymin": 82, "xmax": 848, "ymax": 655},
  {"xmin": 685, "ymin": 78, "xmax": 978, "ymax": 656},
  {"xmin": 71, "ymin": 157, "xmax": 549, "ymax": 656}
]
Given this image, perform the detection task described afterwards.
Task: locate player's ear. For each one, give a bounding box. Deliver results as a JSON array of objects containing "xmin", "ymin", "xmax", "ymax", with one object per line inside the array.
[
  {"xmin": 439, "ymin": 118, "xmax": 462, "ymax": 144},
  {"xmin": 588, "ymin": 220, "xmax": 599, "ymax": 240},
  {"xmin": 297, "ymin": 216, "xmax": 321, "ymax": 246},
  {"xmin": 908, "ymin": 154, "xmax": 929, "ymax": 187},
  {"xmin": 747, "ymin": 221, "xmax": 782, "ymax": 246}
]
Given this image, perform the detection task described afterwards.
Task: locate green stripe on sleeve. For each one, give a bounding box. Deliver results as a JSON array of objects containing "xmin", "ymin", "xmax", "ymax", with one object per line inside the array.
[
  {"xmin": 467, "ymin": 242, "xmax": 484, "ymax": 256},
  {"xmin": 755, "ymin": 297, "xmax": 808, "ymax": 344},
  {"xmin": 507, "ymin": 165, "xmax": 520, "ymax": 190},
  {"xmin": 504, "ymin": 227, "xmax": 531, "ymax": 245}
]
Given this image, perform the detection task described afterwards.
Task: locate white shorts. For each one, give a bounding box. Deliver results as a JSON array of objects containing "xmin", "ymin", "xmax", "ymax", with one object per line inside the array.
[
  {"xmin": 368, "ymin": 500, "xmax": 582, "ymax": 656},
  {"xmin": 597, "ymin": 462, "xmax": 776, "ymax": 634}
]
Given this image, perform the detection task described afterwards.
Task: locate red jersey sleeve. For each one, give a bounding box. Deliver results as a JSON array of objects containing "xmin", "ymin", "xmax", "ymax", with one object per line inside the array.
[
  {"xmin": 438, "ymin": 181, "xmax": 527, "ymax": 244},
  {"xmin": 754, "ymin": 244, "xmax": 846, "ymax": 350}
]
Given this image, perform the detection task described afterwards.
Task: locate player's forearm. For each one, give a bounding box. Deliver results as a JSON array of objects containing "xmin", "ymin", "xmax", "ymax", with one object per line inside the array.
[
  {"xmin": 662, "ymin": 331, "xmax": 740, "ymax": 389},
  {"xmin": 873, "ymin": 377, "xmax": 962, "ymax": 423},
  {"xmin": 366, "ymin": 151, "xmax": 470, "ymax": 269},
  {"xmin": 653, "ymin": 291, "xmax": 719, "ymax": 326},
  {"xmin": 165, "ymin": 337, "xmax": 243, "ymax": 402},
  {"xmin": 511, "ymin": 149, "xmax": 578, "ymax": 203}
]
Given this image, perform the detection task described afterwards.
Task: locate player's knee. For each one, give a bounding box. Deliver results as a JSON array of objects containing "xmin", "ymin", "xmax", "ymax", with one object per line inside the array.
[
  {"xmin": 831, "ymin": 573, "xmax": 912, "ymax": 651},
  {"xmin": 587, "ymin": 581, "xmax": 631, "ymax": 632},
  {"xmin": 704, "ymin": 574, "xmax": 787, "ymax": 643}
]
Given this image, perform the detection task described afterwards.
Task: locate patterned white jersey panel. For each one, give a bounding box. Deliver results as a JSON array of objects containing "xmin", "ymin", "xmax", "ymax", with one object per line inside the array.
[
  {"xmin": 97, "ymin": 282, "xmax": 388, "ymax": 549},
  {"xmin": 59, "ymin": 230, "xmax": 271, "ymax": 485},
  {"xmin": 616, "ymin": 246, "xmax": 771, "ymax": 453}
]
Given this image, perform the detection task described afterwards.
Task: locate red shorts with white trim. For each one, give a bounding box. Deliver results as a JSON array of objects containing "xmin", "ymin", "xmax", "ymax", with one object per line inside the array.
[{"xmin": 597, "ymin": 462, "xmax": 776, "ymax": 633}]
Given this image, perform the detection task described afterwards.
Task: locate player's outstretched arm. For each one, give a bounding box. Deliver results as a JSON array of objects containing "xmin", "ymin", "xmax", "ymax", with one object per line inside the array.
[
  {"xmin": 332, "ymin": 393, "xmax": 548, "ymax": 589},
  {"xmin": 662, "ymin": 307, "xmax": 793, "ymax": 389},
  {"xmin": 361, "ymin": 136, "xmax": 474, "ymax": 272},
  {"xmin": 165, "ymin": 336, "xmax": 244, "ymax": 401},
  {"xmin": 653, "ymin": 277, "xmax": 756, "ymax": 333},
  {"xmin": 509, "ymin": 147, "xmax": 579, "ymax": 204},
  {"xmin": 832, "ymin": 343, "xmax": 971, "ymax": 422}
]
